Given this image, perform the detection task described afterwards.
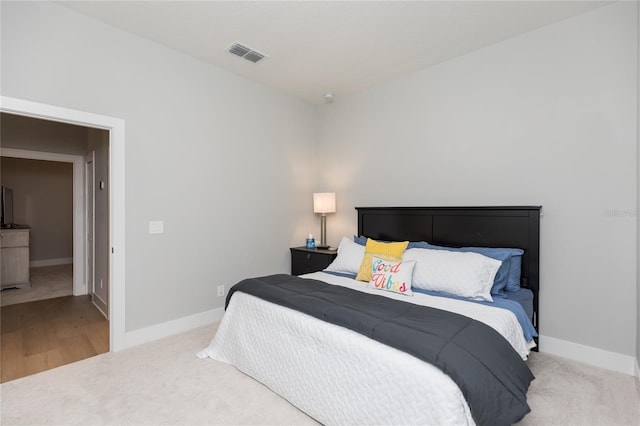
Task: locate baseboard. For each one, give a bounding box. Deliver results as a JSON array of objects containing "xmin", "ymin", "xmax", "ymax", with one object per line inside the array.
[
  {"xmin": 30, "ymin": 258, "xmax": 73, "ymax": 268},
  {"xmin": 539, "ymin": 334, "xmax": 636, "ymax": 376},
  {"xmin": 635, "ymin": 358, "xmax": 640, "ymax": 380},
  {"xmin": 92, "ymin": 294, "xmax": 108, "ymax": 320},
  {"xmin": 118, "ymin": 307, "xmax": 224, "ymax": 351}
]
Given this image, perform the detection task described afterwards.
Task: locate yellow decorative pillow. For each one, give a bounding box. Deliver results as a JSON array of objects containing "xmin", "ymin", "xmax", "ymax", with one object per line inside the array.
[{"xmin": 355, "ymin": 239, "xmax": 409, "ymax": 282}]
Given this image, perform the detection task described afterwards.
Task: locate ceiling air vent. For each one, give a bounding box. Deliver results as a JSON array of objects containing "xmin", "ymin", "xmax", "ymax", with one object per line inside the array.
[{"xmin": 228, "ymin": 42, "xmax": 266, "ymax": 64}]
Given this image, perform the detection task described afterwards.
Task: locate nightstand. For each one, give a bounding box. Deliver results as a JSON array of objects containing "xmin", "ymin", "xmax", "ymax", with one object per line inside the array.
[{"xmin": 290, "ymin": 246, "xmax": 337, "ymax": 276}]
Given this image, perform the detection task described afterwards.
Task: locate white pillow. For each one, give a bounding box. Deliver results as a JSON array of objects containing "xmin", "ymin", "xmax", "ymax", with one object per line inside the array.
[
  {"xmin": 403, "ymin": 248, "xmax": 501, "ymax": 302},
  {"xmin": 325, "ymin": 237, "xmax": 365, "ymax": 274},
  {"xmin": 368, "ymin": 256, "xmax": 415, "ymax": 296}
]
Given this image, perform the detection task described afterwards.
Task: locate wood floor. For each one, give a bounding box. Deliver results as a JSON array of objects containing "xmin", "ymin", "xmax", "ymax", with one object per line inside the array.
[{"xmin": 0, "ymin": 295, "xmax": 109, "ymax": 383}]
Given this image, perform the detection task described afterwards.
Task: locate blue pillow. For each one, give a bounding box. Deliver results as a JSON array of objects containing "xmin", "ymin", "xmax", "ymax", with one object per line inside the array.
[
  {"xmin": 353, "ymin": 236, "xmax": 430, "ymax": 249},
  {"xmin": 354, "ymin": 235, "xmax": 367, "ymax": 245},
  {"xmin": 505, "ymin": 255, "xmax": 523, "ymax": 291},
  {"xmin": 407, "ymin": 241, "xmax": 431, "ymax": 249}
]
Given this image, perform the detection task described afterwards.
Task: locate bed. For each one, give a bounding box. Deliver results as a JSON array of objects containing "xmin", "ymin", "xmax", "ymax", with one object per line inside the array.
[{"xmin": 198, "ymin": 206, "xmax": 541, "ymax": 426}]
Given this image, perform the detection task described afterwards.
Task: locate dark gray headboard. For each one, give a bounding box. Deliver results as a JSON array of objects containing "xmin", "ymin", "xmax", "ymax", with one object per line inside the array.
[{"xmin": 356, "ymin": 206, "xmax": 541, "ymax": 333}]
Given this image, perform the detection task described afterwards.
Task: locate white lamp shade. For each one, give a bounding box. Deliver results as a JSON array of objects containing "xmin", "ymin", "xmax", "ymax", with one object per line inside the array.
[{"xmin": 313, "ymin": 192, "xmax": 336, "ymax": 214}]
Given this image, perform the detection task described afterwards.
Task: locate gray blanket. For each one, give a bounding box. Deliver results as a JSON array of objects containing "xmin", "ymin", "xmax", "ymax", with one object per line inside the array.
[{"xmin": 226, "ymin": 274, "xmax": 534, "ymax": 426}]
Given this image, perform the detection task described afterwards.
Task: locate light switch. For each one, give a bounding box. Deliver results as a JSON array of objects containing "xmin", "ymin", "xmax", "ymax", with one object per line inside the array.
[{"xmin": 149, "ymin": 221, "xmax": 164, "ymax": 234}]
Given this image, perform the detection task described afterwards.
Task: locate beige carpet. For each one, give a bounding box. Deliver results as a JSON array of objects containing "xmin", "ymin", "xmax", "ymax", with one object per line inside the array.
[
  {"xmin": 518, "ymin": 351, "xmax": 640, "ymax": 426},
  {"xmin": 1, "ymin": 264, "xmax": 73, "ymax": 307},
  {"xmin": 1, "ymin": 324, "xmax": 639, "ymax": 426}
]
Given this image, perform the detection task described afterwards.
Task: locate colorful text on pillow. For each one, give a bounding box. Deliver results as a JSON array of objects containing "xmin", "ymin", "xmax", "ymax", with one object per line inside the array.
[{"xmin": 370, "ymin": 258, "xmax": 411, "ymax": 295}]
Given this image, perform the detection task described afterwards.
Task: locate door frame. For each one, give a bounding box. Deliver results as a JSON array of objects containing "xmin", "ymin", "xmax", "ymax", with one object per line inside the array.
[
  {"xmin": 1, "ymin": 96, "xmax": 126, "ymax": 351},
  {"xmin": 86, "ymin": 151, "xmax": 96, "ymax": 307}
]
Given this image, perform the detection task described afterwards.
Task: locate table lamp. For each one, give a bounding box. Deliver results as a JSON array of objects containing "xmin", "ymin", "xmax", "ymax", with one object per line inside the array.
[{"xmin": 313, "ymin": 192, "xmax": 336, "ymax": 249}]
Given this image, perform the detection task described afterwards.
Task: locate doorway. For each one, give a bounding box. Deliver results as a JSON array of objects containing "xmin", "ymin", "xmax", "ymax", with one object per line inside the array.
[
  {"xmin": 0, "ymin": 117, "xmax": 111, "ymax": 381},
  {"xmin": 0, "ymin": 95, "xmax": 126, "ymax": 351}
]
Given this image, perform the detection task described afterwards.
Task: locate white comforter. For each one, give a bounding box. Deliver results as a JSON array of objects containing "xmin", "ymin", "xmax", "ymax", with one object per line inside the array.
[{"xmin": 198, "ymin": 272, "xmax": 533, "ymax": 425}]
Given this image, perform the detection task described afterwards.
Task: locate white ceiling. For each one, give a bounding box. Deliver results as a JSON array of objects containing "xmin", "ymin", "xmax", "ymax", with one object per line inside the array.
[{"xmin": 59, "ymin": 1, "xmax": 610, "ymax": 104}]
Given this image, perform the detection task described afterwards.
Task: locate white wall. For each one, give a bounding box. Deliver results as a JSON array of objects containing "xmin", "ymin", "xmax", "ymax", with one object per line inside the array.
[
  {"xmin": 1, "ymin": 1, "xmax": 317, "ymax": 331},
  {"xmin": 318, "ymin": 2, "xmax": 638, "ymax": 358}
]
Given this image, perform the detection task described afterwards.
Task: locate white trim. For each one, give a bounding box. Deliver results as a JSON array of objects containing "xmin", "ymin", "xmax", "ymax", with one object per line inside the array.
[
  {"xmin": 93, "ymin": 292, "xmax": 107, "ymax": 306},
  {"xmin": 92, "ymin": 293, "xmax": 108, "ymax": 320},
  {"xmin": 540, "ymin": 334, "xmax": 637, "ymax": 376},
  {"xmin": 1, "ymin": 96, "xmax": 126, "ymax": 352},
  {"xmin": 30, "ymin": 257, "xmax": 73, "ymax": 268},
  {"xmin": 637, "ymin": 0, "xmax": 640, "ymax": 387},
  {"xmin": 123, "ymin": 308, "xmax": 224, "ymax": 349},
  {"xmin": 85, "ymin": 150, "xmax": 96, "ymax": 304},
  {"xmin": 1, "ymin": 147, "xmax": 85, "ymax": 296}
]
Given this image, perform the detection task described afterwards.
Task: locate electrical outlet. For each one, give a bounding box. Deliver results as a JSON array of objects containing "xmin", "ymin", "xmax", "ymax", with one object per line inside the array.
[
  {"xmin": 217, "ymin": 285, "xmax": 224, "ymax": 297},
  {"xmin": 149, "ymin": 220, "xmax": 164, "ymax": 234}
]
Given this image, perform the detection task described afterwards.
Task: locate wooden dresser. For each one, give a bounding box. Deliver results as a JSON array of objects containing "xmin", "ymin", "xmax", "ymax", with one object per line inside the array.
[{"xmin": 1, "ymin": 227, "xmax": 30, "ymax": 289}]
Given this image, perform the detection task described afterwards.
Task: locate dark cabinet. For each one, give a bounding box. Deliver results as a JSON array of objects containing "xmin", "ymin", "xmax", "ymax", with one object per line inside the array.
[{"xmin": 290, "ymin": 247, "xmax": 337, "ymax": 275}]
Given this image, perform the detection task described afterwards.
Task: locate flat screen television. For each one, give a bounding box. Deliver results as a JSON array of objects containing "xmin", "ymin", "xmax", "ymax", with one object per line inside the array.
[{"xmin": 1, "ymin": 186, "xmax": 14, "ymax": 227}]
